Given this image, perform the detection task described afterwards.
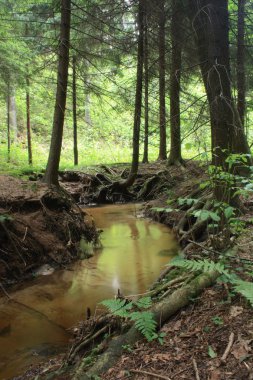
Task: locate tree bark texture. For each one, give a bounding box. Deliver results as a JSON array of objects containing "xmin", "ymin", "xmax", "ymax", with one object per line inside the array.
[
  {"xmin": 142, "ymin": 4, "xmax": 149, "ymax": 164},
  {"xmin": 6, "ymin": 83, "xmax": 10, "ymax": 162},
  {"xmin": 188, "ymin": 0, "xmax": 250, "ymax": 173},
  {"xmin": 123, "ymin": 0, "xmax": 145, "ymax": 187},
  {"xmin": 158, "ymin": 0, "xmax": 167, "ymax": 160},
  {"xmin": 237, "ymin": 0, "xmax": 246, "ymax": 128},
  {"xmin": 43, "ymin": 0, "xmax": 71, "ymax": 186},
  {"xmin": 26, "ymin": 75, "xmax": 33, "ymax": 165},
  {"xmin": 73, "ymin": 56, "xmax": 78, "ymax": 166},
  {"xmin": 168, "ymin": 0, "xmax": 183, "ymax": 165}
]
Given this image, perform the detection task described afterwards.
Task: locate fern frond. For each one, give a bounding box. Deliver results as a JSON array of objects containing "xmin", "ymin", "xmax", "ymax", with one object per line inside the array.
[
  {"xmin": 171, "ymin": 258, "xmax": 230, "ymax": 276},
  {"xmin": 135, "ymin": 296, "xmax": 152, "ymax": 309},
  {"xmin": 232, "ymin": 280, "xmax": 253, "ymax": 307},
  {"xmin": 130, "ymin": 311, "xmax": 157, "ymax": 342},
  {"xmin": 100, "ymin": 299, "xmax": 133, "ymax": 318}
]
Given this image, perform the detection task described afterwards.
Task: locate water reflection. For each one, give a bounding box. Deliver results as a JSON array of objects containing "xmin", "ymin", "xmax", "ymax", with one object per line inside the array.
[{"xmin": 0, "ymin": 204, "xmax": 177, "ymax": 379}]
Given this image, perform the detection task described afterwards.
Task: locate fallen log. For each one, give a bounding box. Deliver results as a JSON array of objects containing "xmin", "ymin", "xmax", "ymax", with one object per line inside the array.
[{"xmin": 75, "ymin": 269, "xmax": 219, "ymax": 380}]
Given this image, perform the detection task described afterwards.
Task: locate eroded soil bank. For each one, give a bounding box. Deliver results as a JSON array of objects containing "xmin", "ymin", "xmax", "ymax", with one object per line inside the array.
[{"xmin": 0, "ymin": 175, "xmax": 97, "ymax": 287}]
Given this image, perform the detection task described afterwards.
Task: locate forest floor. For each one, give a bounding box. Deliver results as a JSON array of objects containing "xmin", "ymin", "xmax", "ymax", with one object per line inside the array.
[{"xmin": 1, "ymin": 161, "xmax": 253, "ymax": 380}]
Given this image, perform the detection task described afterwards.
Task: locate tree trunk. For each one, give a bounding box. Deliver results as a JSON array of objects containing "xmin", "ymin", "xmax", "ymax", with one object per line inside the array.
[
  {"xmin": 189, "ymin": 1, "xmax": 250, "ymax": 161},
  {"xmin": 168, "ymin": 0, "xmax": 183, "ymax": 165},
  {"xmin": 43, "ymin": 0, "xmax": 71, "ymax": 186},
  {"xmin": 9, "ymin": 89, "xmax": 18, "ymax": 143},
  {"xmin": 73, "ymin": 56, "xmax": 78, "ymax": 166},
  {"xmin": 26, "ymin": 75, "xmax": 32, "ymax": 165},
  {"xmin": 237, "ymin": 0, "xmax": 246, "ymax": 128},
  {"xmin": 188, "ymin": 0, "xmax": 251, "ymax": 201},
  {"xmin": 121, "ymin": 0, "xmax": 145, "ymax": 188},
  {"xmin": 6, "ymin": 83, "xmax": 10, "ymax": 162},
  {"xmin": 157, "ymin": 0, "xmax": 167, "ymax": 161},
  {"xmin": 142, "ymin": 5, "xmax": 149, "ymax": 164}
]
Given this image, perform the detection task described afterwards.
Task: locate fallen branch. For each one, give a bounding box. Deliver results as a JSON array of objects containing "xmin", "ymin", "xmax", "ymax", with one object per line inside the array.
[
  {"xmin": 68, "ymin": 325, "xmax": 109, "ymax": 363},
  {"xmin": 192, "ymin": 358, "xmax": 200, "ymax": 380},
  {"xmin": 75, "ymin": 270, "xmax": 219, "ymax": 380},
  {"xmin": 221, "ymin": 332, "xmax": 235, "ymax": 363},
  {"xmin": 130, "ymin": 368, "xmax": 172, "ymax": 380}
]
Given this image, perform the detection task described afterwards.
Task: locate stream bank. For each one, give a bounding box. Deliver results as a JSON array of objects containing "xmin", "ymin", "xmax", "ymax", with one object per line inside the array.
[{"xmin": 1, "ymin": 161, "xmax": 253, "ymax": 380}]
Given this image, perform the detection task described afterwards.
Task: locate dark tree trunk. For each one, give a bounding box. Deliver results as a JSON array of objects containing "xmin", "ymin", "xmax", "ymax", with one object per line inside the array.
[
  {"xmin": 43, "ymin": 0, "xmax": 71, "ymax": 186},
  {"xmin": 9, "ymin": 89, "xmax": 17, "ymax": 143},
  {"xmin": 168, "ymin": 0, "xmax": 183, "ymax": 165},
  {"xmin": 188, "ymin": 0, "xmax": 251, "ymax": 201},
  {"xmin": 26, "ymin": 75, "xmax": 32, "ymax": 165},
  {"xmin": 188, "ymin": 0, "xmax": 250, "ymax": 164},
  {"xmin": 72, "ymin": 56, "xmax": 78, "ymax": 166},
  {"xmin": 237, "ymin": 0, "xmax": 246, "ymax": 128},
  {"xmin": 142, "ymin": 3, "xmax": 149, "ymax": 164},
  {"xmin": 122, "ymin": 0, "xmax": 145, "ymax": 188},
  {"xmin": 158, "ymin": 0, "xmax": 167, "ymax": 161}
]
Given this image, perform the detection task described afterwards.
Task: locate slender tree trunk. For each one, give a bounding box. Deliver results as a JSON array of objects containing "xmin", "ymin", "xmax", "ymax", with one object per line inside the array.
[
  {"xmin": 43, "ymin": 0, "xmax": 71, "ymax": 186},
  {"xmin": 9, "ymin": 89, "xmax": 18, "ymax": 143},
  {"xmin": 188, "ymin": 0, "xmax": 251, "ymax": 201},
  {"xmin": 142, "ymin": 5, "xmax": 149, "ymax": 164},
  {"xmin": 26, "ymin": 75, "xmax": 32, "ymax": 165},
  {"xmin": 122, "ymin": 0, "xmax": 145, "ymax": 188},
  {"xmin": 237, "ymin": 0, "xmax": 246, "ymax": 128},
  {"xmin": 158, "ymin": 0, "xmax": 167, "ymax": 161},
  {"xmin": 7, "ymin": 83, "xmax": 10, "ymax": 162},
  {"xmin": 168, "ymin": 0, "xmax": 183, "ymax": 165},
  {"xmin": 73, "ymin": 56, "xmax": 78, "ymax": 166}
]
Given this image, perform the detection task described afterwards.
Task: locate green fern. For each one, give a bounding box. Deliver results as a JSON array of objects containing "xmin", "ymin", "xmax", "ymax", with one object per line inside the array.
[
  {"xmin": 232, "ymin": 280, "xmax": 253, "ymax": 307},
  {"xmin": 135, "ymin": 296, "xmax": 152, "ymax": 309},
  {"xmin": 130, "ymin": 311, "xmax": 157, "ymax": 342},
  {"xmin": 100, "ymin": 299, "xmax": 133, "ymax": 318},
  {"xmin": 100, "ymin": 297, "xmax": 158, "ymax": 342},
  {"xmin": 170, "ymin": 257, "xmax": 253, "ymax": 308},
  {"xmin": 170, "ymin": 258, "xmax": 229, "ymax": 276}
]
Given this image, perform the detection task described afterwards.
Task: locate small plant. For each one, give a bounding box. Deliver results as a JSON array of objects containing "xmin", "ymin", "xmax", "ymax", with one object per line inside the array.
[
  {"xmin": 212, "ymin": 316, "xmax": 224, "ymax": 326},
  {"xmin": 100, "ymin": 296, "xmax": 161, "ymax": 342},
  {"xmin": 0, "ymin": 214, "xmax": 12, "ymax": 223}
]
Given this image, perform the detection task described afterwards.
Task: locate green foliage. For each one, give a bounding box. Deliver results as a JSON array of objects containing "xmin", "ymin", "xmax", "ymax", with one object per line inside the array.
[
  {"xmin": 208, "ymin": 346, "xmax": 217, "ymax": 358},
  {"xmin": 170, "ymin": 257, "xmax": 253, "ymax": 308},
  {"xmin": 232, "ymin": 280, "xmax": 253, "ymax": 307},
  {"xmin": 0, "ymin": 214, "xmax": 12, "ymax": 223},
  {"xmin": 100, "ymin": 296, "xmax": 159, "ymax": 342},
  {"xmin": 170, "ymin": 257, "xmax": 229, "ymax": 276}
]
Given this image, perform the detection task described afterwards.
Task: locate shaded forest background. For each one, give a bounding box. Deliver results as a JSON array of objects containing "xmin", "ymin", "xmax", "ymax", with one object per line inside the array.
[{"xmin": 1, "ymin": 0, "xmax": 252, "ymax": 174}]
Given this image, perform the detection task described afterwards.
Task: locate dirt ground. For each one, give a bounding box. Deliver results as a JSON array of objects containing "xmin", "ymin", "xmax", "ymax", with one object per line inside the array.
[{"xmin": 2, "ymin": 161, "xmax": 253, "ymax": 380}]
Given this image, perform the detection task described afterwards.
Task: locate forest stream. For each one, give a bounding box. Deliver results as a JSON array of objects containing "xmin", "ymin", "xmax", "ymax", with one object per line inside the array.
[{"xmin": 0, "ymin": 204, "xmax": 177, "ymax": 379}]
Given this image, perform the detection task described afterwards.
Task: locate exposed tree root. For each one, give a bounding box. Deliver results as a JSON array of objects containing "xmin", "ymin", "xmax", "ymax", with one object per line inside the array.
[{"xmin": 73, "ymin": 270, "xmax": 219, "ymax": 380}]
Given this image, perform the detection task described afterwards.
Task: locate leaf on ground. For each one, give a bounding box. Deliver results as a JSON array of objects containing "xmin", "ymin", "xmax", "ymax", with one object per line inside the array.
[
  {"xmin": 152, "ymin": 353, "xmax": 171, "ymax": 362},
  {"xmin": 231, "ymin": 335, "xmax": 252, "ymax": 360},
  {"xmin": 173, "ymin": 320, "xmax": 182, "ymax": 331},
  {"xmin": 208, "ymin": 346, "xmax": 217, "ymax": 359},
  {"xmin": 209, "ymin": 369, "xmax": 222, "ymax": 380},
  {"xmin": 229, "ymin": 306, "xmax": 244, "ymax": 319}
]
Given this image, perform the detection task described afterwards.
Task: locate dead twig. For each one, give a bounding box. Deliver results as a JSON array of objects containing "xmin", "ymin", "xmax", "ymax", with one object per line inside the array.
[
  {"xmin": 68, "ymin": 325, "xmax": 109, "ymax": 362},
  {"xmin": 22, "ymin": 227, "xmax": 28, "ymax": 242},
  {"xmin": 192, "ymin": 358, "xmax": 200, "ymax": 380},
  {"xmin": 0, "ymin": 282, "xmax": 11, "ymax": 299},
  {"xmin": 129, "ymin": 369, "xmax": 172, "ymax": 380},
  {"xmin": 221, "ymin": 332, "xmax": 235, "ymax": 362}
]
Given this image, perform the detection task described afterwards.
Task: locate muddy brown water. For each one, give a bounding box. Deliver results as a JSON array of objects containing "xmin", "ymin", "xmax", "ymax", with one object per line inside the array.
[{"xmin": 0, "ymin": 204, "xmax": 177, "ymax": 379}]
